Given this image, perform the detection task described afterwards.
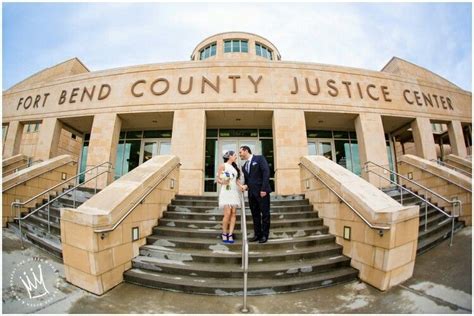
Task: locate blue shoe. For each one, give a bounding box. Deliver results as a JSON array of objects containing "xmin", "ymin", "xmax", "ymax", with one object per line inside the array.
[
  {"xmin": 227, "ymin": 233, "xmax": 235, "ymax": 244},
  {"xmin": 221, "ymin": 233, "xmax": 229, "ymax": 243}
]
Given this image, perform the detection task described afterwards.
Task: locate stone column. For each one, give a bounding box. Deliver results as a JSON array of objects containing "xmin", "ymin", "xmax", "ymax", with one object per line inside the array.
[
  {"xmin": 171, "ymin": 109, "xmax": 206, "ymax": 195},
  {"xmin": 3, "ymin": 121, "xmax": 24, "ymax": 158},
  {"xmin": 35, "ymin": 118, "xmax": 63, "ymax": 161},
  {"xmin": 273, "ymin": 109, "xmax": 308, "ymax": 195},
  {"xmin": 355, "ymin": 113, "xmax": 390, "ymax": 187},
  {"xmin": 411, "ymin": 117, "xmax": 437, "ymax": 160},
  {"xmin": 447, "ymin": 120, "xmax": 467, "ymax": 158},
  {"xmin": 86, "ymin": 113, "xmax": 122, "ymax": 189}
]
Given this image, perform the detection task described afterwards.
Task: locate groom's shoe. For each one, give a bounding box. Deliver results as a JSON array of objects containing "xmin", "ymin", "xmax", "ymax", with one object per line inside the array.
[
  {"xmin": 249, "ymin": 236, "xmax": 261, "ymax": 242},
  {"xmin": 258, "ymin": 236, "xmax": 268, "ymax": 243}
]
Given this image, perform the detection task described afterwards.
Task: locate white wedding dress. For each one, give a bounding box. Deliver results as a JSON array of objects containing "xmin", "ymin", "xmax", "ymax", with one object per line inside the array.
[{"xmin": 218, "ymin": 163, "xmax": 241, "ymax": 209}]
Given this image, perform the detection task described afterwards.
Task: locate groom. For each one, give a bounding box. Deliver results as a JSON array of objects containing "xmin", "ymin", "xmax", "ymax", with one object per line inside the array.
[{"xmin": 239, "ymin": 145, "xmax": 272, "ymax": 243}]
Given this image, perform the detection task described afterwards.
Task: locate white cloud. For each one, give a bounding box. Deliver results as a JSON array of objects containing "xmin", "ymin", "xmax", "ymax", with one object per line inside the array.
[{"xmin": 3, "ymin": 2, "xmax": 471, "ymax": 90}]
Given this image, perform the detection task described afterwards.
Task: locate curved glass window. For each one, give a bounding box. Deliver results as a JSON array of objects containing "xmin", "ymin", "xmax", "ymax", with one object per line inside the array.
[
  {"xmin": 200, "ymin": 42, "xmax": 217, "ymax": 60},
  {"xmin": 256, "ymin": 43, "xmax": 273, "ymax": 60},
  {"xmin": 224, "ymin": 39, "xmax": 248, "ymax": 53}
]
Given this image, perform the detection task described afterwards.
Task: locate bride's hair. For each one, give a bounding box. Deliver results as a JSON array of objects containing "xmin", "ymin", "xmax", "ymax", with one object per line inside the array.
[{"xmin": 223, "ymin": 150, "xmax": 241, "ymax": 180}]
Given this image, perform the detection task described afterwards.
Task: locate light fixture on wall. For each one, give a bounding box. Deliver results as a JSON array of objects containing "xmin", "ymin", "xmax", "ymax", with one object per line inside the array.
[
  {"xmin": 407, "ymin": 172, "xmax": 413, "ymax": 180},
  {"xmin": 170, "ymin": 179, "xmax": 175, "ymax": 189},
  {"xmin": 132, "ymin": 227, "xmax": 139, "ymax": 241},
  {"xmin": 61, "ymin": 172, "xmax": 67, "ymax": 180},
  {"xmin": 343, "ymin": 226, "xmax": 351, "ymax": 240},
  {"xmin": 305, "ymin": 179, "xmax": 310, "ymax": 190}
]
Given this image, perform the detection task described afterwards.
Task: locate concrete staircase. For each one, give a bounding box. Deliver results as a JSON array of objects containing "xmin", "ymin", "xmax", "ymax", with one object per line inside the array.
[
  {"xmin": 382, "ymin": 187, "xmax": 464, "ymax": 255},
  {"xmin": 124, "ymin": 194, "xmax": 359, "ymax": 295},
  {"xmin": 9, "ymin": 187, "xmax": 97, "ymax": 259}
]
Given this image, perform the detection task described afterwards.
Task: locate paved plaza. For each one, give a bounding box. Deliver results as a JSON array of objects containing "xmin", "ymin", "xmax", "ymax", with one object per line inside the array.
[{"xmin": 1, "ymin": 226, "xmax": 472, "ymax": 314}]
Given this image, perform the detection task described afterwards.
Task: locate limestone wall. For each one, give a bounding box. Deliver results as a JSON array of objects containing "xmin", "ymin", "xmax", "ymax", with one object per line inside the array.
[
  {"xmin": 3, "ymin": 60, "xmax": 471, "ymax": 125},
  {"xmin": 2, "ymin": 155, "xmax": 77, "ymax": 226},
  {"xmin": 60, "ymin": 155, "xmax": 180, "ymax": 295},
  {"xmin": 398, "ymin": 154, "xmax": 472, "ymax": 225},
  {"xmin": 300, "ymin": 155, "xmax": 419, "ymax": 291}
]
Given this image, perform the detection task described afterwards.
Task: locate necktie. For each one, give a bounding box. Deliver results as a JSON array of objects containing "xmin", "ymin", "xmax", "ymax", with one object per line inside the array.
[{"xmin": 246, "ymin": 160, "xmax": 250, "ymax": 173}]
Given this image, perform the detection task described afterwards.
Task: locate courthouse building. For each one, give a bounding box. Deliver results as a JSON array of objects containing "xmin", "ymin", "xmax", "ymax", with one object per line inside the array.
[
  {"xmin": 2, "ymin": 31, "xmax": 472, "ymax": 195},
  {"xmin": 2, "ymin": 32, "xmax": 472, "ymax": 296}
]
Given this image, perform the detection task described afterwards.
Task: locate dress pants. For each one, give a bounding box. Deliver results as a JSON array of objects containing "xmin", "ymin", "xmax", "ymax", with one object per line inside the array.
[{"xmin": 248, "ymin": 191, "xmax": 271, "ymax": 238}]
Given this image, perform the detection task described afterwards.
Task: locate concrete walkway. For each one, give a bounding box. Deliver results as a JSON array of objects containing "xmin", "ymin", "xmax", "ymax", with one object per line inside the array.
[{"xmin": 2, "ymin": 226, "xmax": 472, "ymax": 314}]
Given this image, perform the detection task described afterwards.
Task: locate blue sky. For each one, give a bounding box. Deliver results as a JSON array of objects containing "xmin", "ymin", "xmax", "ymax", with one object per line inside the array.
[{"xmin": 2, "ymin": 2, "xmax": 472, "ymax": 91}]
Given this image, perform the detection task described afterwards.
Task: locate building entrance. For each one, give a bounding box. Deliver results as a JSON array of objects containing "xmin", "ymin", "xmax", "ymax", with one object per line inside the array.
[
  {"xmin": 219, "ymin": 139, "xmax": 259, "ymax": 166},
  {"xmin": 307, "ymin": 139, "xmax": 335, "ymax": 160},
  {"xmin": 139, "ymin": 139, "xmax": 171, "ymax": 164},
  {"xmin": 204, "ymin": 129, "xmax": 274, "ymax": 193}
]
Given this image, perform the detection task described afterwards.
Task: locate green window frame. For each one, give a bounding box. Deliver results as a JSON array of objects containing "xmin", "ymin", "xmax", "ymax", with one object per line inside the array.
[
  {"xmin": 200, "ymin": 43, "xmax": 217, "ymax": 60},
  {"xmin": 223, "ymin": 39, "xmax": 249, "ymax": 53},
  {"xmin": 256, "ymin": 43, "xmax": 273, "ymax": 60}
]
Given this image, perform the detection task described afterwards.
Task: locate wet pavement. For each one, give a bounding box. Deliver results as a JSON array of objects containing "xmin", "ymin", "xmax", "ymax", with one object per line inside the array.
[{"xmin": 1, "ymin": 226, "xmax": 472, "ymax": 314}]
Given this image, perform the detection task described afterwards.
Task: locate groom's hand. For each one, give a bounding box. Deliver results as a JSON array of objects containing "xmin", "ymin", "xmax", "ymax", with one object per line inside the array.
[{"xmin": 260, "ymin": 191, "xmax": 267, "ymax": 198}]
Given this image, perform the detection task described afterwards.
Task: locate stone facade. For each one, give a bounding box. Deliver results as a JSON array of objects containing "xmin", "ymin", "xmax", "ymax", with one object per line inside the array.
[
  {"xmin": 60, "ymin": 155, "xmax": 179, "ymax": 295},
  {"xmin": 398, "ymin": 155, "xmax": 472, "ymax": 225},
  {"xmin": 2, "ymin": 155, "xmax": 77, "ymax": 226},
  {"xmin": 300, "ymin": 156, "xmax": 419, "ymax": 291},
  {"xmin": 3, "ymin": 32, "xmax": 471, "ymax": 195}
]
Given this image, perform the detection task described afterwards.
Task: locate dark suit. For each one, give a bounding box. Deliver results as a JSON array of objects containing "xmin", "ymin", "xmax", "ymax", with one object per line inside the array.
[{"xmin": 243, "ymin": 155, "xmax": 271, "ymax": 239}]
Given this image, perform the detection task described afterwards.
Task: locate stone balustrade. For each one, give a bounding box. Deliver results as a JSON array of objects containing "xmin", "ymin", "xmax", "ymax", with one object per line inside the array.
[
  {"xmin": 444, "ymin": 154, "xmax": 472, "ymax": 175},
  {"xmin": 60, "ymin": 155, "xmax": 180, "ymax": 295},
  {"xmin": 300, "ymin": 155, "xmax": 419, "ymax": 291},
  {"xmin": 2, "ymin": 154, "xmax": 30, "ymax": 176},
  {"xmin": 2, "ymin": 154, "xmax": 77, "ymax": 226},
  {"xmin": 398, "ymin": 154, "xmax": 472, "ymax": 225}
]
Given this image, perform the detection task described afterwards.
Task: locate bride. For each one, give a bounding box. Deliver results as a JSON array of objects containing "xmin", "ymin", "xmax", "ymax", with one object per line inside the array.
[{"xmin": 216, "ymin": 150, "xmax": 245, "ymax": 244}]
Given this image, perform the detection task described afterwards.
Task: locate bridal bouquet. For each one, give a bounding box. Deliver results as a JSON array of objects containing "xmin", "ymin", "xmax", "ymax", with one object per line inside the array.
[{"xmin": 220, "ymin": 171, "xmax": 231, "ymax": 190}]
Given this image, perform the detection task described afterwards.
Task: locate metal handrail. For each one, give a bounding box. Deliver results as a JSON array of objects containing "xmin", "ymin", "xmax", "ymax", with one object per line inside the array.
[
  {"xmin": 3, "ymin": 159, "xmax": 77, "ymax": 192},
  {"xmin": 399, "ymin": 159, "xmax": 471, "ymax": 192},
  {"xmin": 2, "ymin": 159, "xmax": 43, "ymax": 177},
  {"xmin": 366, "ymin": 161, "xmax": 464, "ymax": 210},
  {"xmin": 431, "ymin": 159, "xmax": 472, "ymax": 177},
  {"xmin": 11, "ymin": 161, "xmax": 112, "ymax": 213},
  {"xmin": 13, "ymin": 162, "xmax": 112, "ymax": 248},
  {"xmin": 94, "ymin": 162, "xmax": 181, "ymax": 234},
  {"xmin": 299, "ymin": 163, "xmax": 390, "ymax": 234},
  {"xmin": 239, "ymin": 192, "xmax": 249, "ymax": 313},
  {"xmin": 364, "ymin": 166, "xmax": 458, "ymax": 247}
]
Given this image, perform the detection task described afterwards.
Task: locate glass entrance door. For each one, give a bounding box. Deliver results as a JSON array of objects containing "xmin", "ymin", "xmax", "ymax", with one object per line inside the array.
[
  {"xmin": 308, "ymin": 139, "xmax": 335, "ymax": 161},
  {"xmin": 219, "ymin": 139, "xmax": 258, "ymax": 168},
  {"xmin": 139, "ymin": 139, "xmax": 171, "ymax": 164}
]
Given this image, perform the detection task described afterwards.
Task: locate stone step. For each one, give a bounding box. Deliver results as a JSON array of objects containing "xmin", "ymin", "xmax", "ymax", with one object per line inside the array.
[
  {"xmin": 139, "ymin": 242, "xmax": 344, "ymax": 264},
  {"xmin": 418, "ymin": 207, "xmax": 445, "ymax": 220},
  {"xmin": 417, "ymin": 220, "xmax": 463, "ymax": 255},
  {"xmin": 418, "ymin": 212, "xmax": 450, "ymax": 230},
  {"xmin": 159, "ymin": 217, "xmax": 324, "ymax": 230},
  {"xmin": 146, "ymin": 234, "xmax": 335, "ymax": 251},
  {"xmin": 418, "ymin": 217, "xmax": 456, "ymax": 243},
  {"xmin": 131, "ymin": 253, "xmax": 352, "ymax": 279},
  {"xmin": 9, "ymin": 222, "xmax": 62, "ymax": 259},
  {"xmin": 167, "ymin": 204, "xmax": 314, "ymax": 213},
  {"xmin": 174, "ymin": 194, "xmax": 306, "ymax": 201},
  {"xmin": 24, "ymin": 213, "xmax": 61, "ymax": 235},
  {"xmin": 162, "ymin": 211, "xmax": 318, "ymax": 221},
  {"xmin": 152, "ymin": 225, "xmax": 329, "ymax": 239},
  {"xmin": 171, "ymin": 199, "xmax": 310, "ymax": 207},
  {"xmin": 124, "ymin": 266, "xmax": 358, "ymax": 295},
  {"xmin": 34, "ymin": 208, "xmax": 61, "ymax": 224}
]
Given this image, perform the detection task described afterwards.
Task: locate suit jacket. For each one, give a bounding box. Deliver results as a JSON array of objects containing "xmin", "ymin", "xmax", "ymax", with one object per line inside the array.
[{"xmin": 243, "ymin": 155, "xmax": 272, "ymax": 194}]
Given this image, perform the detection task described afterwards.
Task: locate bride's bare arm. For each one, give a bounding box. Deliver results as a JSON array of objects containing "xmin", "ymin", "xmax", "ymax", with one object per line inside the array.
[{"xmin": 216, "ymin": 164, "xmax": 225, "ymax": 184}]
